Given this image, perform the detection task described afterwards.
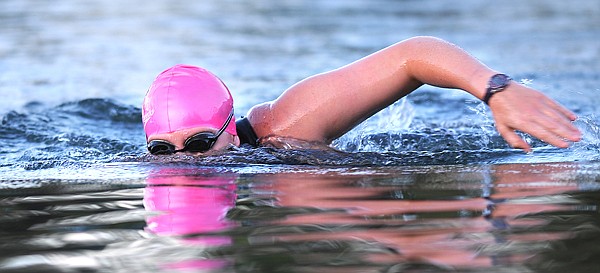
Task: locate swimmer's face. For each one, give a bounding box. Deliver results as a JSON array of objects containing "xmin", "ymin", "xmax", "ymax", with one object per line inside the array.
[
  {"xmin": 147, "ymin": 128, "xmax": 240, "ymax": 155},
  {"xmin": 146, "ymin": 109, "xmax": 239, "ymax": 155}
]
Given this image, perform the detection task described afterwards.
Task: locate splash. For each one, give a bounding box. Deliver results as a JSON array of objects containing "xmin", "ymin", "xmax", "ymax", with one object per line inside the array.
[
  {"xmin": 333, "ymin": 98, "xmax": 415, "ymax": 152},
  {"xmin": 569, "ymin": 115, "xmax": 600, "ymax": 160},
  {"xmin": 332, "ymin": 98, "xmax": 509, "ymax": 153}
]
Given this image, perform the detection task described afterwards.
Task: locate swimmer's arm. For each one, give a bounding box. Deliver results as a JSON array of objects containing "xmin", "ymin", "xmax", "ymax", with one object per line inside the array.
[{"xmin": 248, "ymin": 36, "xmax": 580, "ymax": 152}]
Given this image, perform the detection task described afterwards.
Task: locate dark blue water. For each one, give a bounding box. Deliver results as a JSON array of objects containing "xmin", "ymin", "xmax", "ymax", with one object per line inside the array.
[{"xmin": 1, "ymin": 0, "xmax": 599, "ymax": 272}]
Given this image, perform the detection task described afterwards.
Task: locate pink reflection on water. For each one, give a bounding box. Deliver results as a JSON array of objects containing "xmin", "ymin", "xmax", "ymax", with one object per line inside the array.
[{"xmin": 143, "ymin": 170, "xmax": 237, "ymax": 270}]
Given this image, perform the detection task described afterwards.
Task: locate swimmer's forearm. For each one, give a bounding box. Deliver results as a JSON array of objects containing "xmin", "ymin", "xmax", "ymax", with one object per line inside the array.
[
  {"xmin": 399, "ymin": 36, "xmax": 496, "ymax": 100},
  {"xmin": 399, "ymin": 37, "xmax": 580, "ymax": 151}
]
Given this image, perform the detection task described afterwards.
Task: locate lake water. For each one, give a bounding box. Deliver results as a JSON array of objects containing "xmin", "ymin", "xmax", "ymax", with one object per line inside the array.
[{"xmin": 1, "ymin": 0, "xmax": 599, "ymax": 272}]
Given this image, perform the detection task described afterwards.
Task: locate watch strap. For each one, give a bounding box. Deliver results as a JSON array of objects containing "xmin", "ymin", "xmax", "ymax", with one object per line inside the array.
[
  {"xmin": 482, "ymin": 88, "xmax": 495, "ymax": 105},
  {"xmin": 483, "ymin": 74, "xmax": 511, "ymax": 105}
]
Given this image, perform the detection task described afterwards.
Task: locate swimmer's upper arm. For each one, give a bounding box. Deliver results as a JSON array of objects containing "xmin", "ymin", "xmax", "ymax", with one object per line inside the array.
[
  {"xmin": 246, "ymin": 37, "xmax": 495, "ymax": 143},
  {"xmin": 246, "ymin": 39, "xmax": 425, "ymax": 143}
]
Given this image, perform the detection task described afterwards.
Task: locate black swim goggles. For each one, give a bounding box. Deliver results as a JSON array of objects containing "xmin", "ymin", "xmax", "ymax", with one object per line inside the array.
[{"xmin": 147, "ymin": 110, "xmax": 234, "ymax": 155}]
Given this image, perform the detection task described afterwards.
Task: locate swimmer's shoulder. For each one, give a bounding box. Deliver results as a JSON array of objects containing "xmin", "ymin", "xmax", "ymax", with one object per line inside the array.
[
  {"xmin": 245, "ymin": 101, "xmax": 333, "ymax": 150},
  {"xmin": 246, "ymin": 101, "xmax": 274, "ymax": 139}
]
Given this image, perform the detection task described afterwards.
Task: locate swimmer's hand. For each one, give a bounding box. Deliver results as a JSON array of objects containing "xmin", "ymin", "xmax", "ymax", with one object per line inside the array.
[{"xmin": 488, "ymin": 83, "xmax": 581, "ymax": 152}]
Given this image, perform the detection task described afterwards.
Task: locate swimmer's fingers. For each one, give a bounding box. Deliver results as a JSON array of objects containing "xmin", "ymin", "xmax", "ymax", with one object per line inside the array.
[
  {"xmin": 495, "ymin": 123, "xmax": 532, "ymax": 152},
  {"xmin": 520, "ymin": 120, "xmax": 573, "ymax": 149},
  {"xmin": 496, "ymin": 116, "xmax": 573, "ymax": 153},
  {"xmin": 535, "ymin": 100, "xmax": 582, "ymax": 143},
  {"xmin": 545, "ymin": 96, "xmax": 578, "ymax": 121}
]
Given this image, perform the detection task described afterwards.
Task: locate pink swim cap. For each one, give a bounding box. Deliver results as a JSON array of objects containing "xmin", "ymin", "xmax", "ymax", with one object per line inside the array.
[{"xmin": 142, "ymin": 64, "xmax": 236, "ymax": 140}]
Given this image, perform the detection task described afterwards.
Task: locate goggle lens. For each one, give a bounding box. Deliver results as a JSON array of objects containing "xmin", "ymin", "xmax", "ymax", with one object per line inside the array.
[
  {"xmin": 183, "ymin": 133, "xmax": 217, "ymax": 153},
  {"xmin": 147, "ymin": 140, "xmax": 176, "ymax": 155}
]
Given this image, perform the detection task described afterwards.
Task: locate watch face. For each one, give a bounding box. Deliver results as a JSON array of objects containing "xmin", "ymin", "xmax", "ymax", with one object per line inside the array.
[{"xmin": 489, "ymin": 74, "xmax": 511, "ymax": 90}]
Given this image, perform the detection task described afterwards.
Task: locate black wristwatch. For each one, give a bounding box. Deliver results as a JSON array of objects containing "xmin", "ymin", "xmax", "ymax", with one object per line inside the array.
[{"xmin": 482, "ymin": 74, "xmax": 512, "ymax": 105}]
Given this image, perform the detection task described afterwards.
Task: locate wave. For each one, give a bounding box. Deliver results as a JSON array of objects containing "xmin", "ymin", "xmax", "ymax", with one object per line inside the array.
[{"xmin": 0, "ymin": 99, "xmax": 145, "ymax": 170}]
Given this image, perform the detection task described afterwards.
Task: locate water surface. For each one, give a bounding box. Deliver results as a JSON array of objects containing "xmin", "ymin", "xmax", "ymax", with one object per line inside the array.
[{"xmin": 0, "ymin": 0, "xmax": 599, "ymax": 272}]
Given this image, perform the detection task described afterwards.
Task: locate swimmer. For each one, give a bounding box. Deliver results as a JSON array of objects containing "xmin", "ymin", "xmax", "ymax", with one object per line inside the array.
[{"xmin": 142, "ymin": 36, "xmax": 581, "ymax": 155}]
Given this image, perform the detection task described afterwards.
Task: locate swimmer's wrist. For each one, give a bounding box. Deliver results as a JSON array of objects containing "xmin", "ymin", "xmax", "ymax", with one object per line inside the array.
[
  {"xmin": 482, "ymin": 74, "xmax": 512, "ymax": 105},
  {"xmin": 465, "ymin": 68, "xmax": 498, "ymax": 102}
]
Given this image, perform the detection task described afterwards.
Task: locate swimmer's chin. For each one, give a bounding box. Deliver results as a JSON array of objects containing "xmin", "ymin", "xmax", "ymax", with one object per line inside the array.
[{"xmin": 259, "ymin": 135, "xmax": 338, "ymax": 151}]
